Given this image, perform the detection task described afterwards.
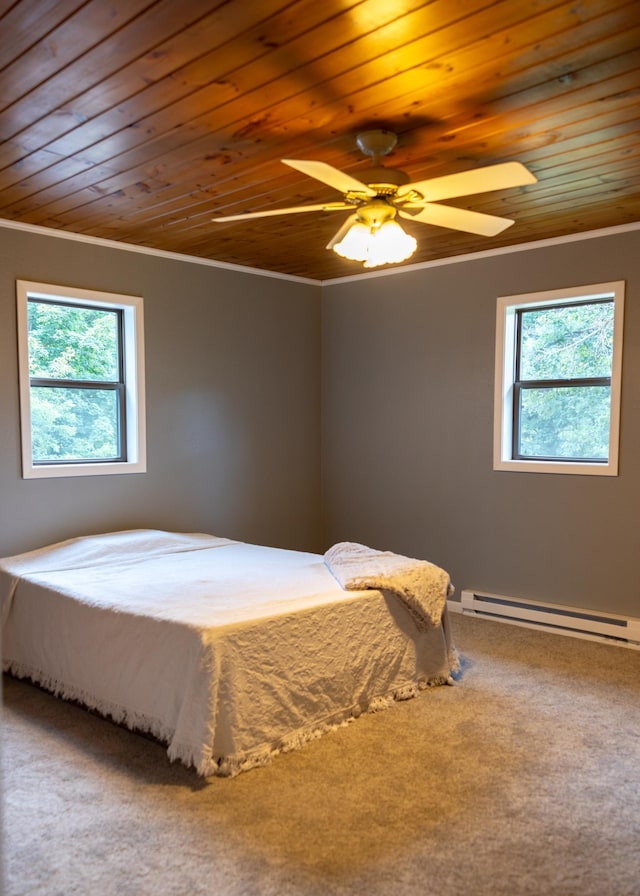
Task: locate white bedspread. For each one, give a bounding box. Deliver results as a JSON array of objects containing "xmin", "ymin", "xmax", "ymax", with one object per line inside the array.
[{"xmin": 1, "ymin": 530, "xmax": 457, "ymax": 776}]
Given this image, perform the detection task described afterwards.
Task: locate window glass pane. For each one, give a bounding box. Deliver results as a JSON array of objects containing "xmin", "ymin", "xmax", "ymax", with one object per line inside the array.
[
  {"xmin": 28, "ymin": 300, "xmax": 120, "ymax": 381},
  {"xmin": 519, "ymin": 301, "xmax": 614, "ymax": 381},
  {"xmin": 518, "ymin": 385, "xmax": 611, "ymax": 460},
  {"xmin": 31, "ymin": 387, "xmax": 120, "ymax": 462}
]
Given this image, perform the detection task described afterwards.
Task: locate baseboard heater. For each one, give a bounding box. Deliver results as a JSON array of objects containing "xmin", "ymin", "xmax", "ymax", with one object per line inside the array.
[{"xmin": 458, "ymin": 589, "xmax": 640, "ymax": 650}]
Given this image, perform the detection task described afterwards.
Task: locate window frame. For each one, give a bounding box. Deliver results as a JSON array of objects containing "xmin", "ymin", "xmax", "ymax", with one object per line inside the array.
[
  {"xmin": 493, "ymin": 281, "xmax": 624, "ymax": 476},
  {"xmin": 16, "ymin": 281, "xmax": 146, "ymax": 479}
]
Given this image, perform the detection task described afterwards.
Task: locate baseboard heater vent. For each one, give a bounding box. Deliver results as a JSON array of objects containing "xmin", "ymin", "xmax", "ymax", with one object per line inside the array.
[{"xmin": 459, "ymin": 590, "xmax": 640, "ymax": 650}]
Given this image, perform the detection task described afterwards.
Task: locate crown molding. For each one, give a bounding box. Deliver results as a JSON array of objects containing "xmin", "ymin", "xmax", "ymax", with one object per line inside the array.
[
  {"xmin": 3, "ymin": 217, "xmax": 639, "ymax": 287},
  {"xmin": 321, "ymin": 221, "xmax": 640, "ymax": 285},
  {"xmin": 0, "ymin": 218, "xmax": 318, "ymax": 286}
]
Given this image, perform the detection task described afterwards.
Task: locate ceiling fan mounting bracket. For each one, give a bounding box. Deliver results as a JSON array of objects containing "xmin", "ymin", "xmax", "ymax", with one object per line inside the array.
[{"xmin": 356, "ymin": 130, "xmax": 398, "ymax": 164}]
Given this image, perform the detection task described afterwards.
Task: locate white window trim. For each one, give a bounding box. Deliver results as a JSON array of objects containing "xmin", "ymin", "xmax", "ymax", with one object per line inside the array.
[
  {"xmin": 493, "ymin": 281, "xmax": 624, "ymax": 476},
  {"xmin": 16, "ymin": 281, "xmax": 146, "ymax": 479}
]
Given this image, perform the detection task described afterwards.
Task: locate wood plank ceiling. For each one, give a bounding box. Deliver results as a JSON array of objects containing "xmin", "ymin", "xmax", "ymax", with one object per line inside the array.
[{"xmin": 1, "ymin": 0, "xmax": 639, "ymax": 281}]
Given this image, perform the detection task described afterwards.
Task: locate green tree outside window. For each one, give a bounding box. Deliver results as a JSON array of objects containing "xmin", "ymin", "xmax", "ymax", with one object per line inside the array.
[
  {"xmin": 515, "ymin": 300, "xmax": 614, "ymax": 462},
  {"xmin": 28, "ymin": 300, "xmax": 124, "ymax": 463}
]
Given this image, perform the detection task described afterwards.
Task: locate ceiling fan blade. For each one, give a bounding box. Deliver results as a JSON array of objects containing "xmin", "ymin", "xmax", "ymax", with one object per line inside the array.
[
  {"xmin": 398, "ymin": 161, "xmax": 536, "ymax": 203},
  {"xmin": 326, "ymin": 214, "xmax": 359, "ymax": 250},
  {"xmin": 399, "ymin": 203, "xmax": 514, "ymax": 236},
  {"xmin": 283, "ymin": 159, "xmax": 376, "ymax": 196},
  {"xmin": 211, "ymin": 201, "xmax": 352, "ymax": 223}
]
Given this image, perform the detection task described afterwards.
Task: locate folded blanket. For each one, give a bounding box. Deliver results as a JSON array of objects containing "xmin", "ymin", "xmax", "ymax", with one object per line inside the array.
[{"xmin": 324, "ymin": 542, "xmax": 453, "ymax": 630}]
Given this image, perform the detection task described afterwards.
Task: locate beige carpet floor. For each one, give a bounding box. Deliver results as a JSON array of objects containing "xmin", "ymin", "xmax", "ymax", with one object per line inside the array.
[{"xmin": 2, "ymin": 612, "xmax": 640, "ymax": 896}]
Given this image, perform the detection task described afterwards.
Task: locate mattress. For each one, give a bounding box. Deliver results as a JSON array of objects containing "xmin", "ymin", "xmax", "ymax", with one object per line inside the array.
[{"xmin": 1, "ymin": 529, "xmax": 457, "ymax": 776}]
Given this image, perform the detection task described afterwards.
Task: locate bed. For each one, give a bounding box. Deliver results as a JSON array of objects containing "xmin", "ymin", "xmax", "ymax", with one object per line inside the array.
[{"xmin": 0, "ymin": 530, "xmax": 457, "ymax": 777}]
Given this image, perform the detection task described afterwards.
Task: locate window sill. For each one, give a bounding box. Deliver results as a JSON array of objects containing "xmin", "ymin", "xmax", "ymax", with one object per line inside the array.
[
  {"xmin": 23, "ymin": 460, "xmax": 146, "ymax": 479},
  {"xmin": 493, "ymin": 457, "xmax": 617, "ymax": 476}
]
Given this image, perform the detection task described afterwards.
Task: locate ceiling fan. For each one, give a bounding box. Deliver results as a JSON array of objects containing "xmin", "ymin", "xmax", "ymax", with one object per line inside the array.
[{"xmin": 211, "ymin": 130, "xmax": 537, "ymax": 267}]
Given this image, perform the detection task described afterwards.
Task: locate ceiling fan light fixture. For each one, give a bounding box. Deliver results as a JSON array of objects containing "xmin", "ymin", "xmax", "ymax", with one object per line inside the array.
[
  {"xmin": 212, "ymin": 131, "xmax": 536, "ymax": 271},
  {"xmin": 333, "ymin": 217, "xmax": 417, "ymax": 268}
]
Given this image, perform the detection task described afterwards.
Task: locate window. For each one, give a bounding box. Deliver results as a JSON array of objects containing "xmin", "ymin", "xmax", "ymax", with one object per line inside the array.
[
  {"xmin": 17, "ymin": 281, "xmax": 146, "ymax": 478},
  {"xmin": 494, "ymin": 281, "xmax": 624, "ymax": 476}
]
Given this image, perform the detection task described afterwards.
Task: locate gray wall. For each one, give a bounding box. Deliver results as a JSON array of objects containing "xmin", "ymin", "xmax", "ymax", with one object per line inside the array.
[
  {"xmin": 0, "ymin": 227, "xmax": 321, "ymax": 556},
  {"xmin": 3, "ymin": 223, "xmax": 639, "ymax": 620},
  {"xmin": 321, "ymin": 230, "xmax": 640, "ymax": 618}
]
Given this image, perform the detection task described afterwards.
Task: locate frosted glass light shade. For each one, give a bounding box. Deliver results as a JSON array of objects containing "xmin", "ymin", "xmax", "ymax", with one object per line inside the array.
[
  {"xmin": 332, "ymin": 222, "xmax": 371, "ymax": 262},
  {"xmin": 333, "ymin": 219, "xmax": 417, "ymax": 268}
]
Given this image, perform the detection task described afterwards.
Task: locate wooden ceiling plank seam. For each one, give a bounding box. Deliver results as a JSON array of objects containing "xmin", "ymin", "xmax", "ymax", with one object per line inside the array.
[
  {"xmin": 498, "ymin": 192, "xmax": 640, "ymax": 223},
  {"xmin": 469, "ymin": 45, "xmax": 640, "ymax": 125},
  {"xmin": 0, "ymin": 0, "xmax": 416, "ymax": 183},
  {"xmin": 4, "ymin": 0, "xmax": 355, "ymax": 155},
  {"xmin": 274, "ymin": 4, "xmax": 632, "ymax": 121},
  {"xmin": 84, "ymin": 166, "xmax": 638, "ymax": 238},
  {"xmin": 161, "ymin": 77, "xmax": 639, "ymax": 224},
  {"xmin": 0, "ymin": 53, "xmax": 576, "ymax": 216},
  {"xmin": 20, "ymin": 0, "xmax": 320, "ymax": 157},
  {"xmin": 505, "ymin": 113, "xmax": 640, "ymax": 169},
  {"xmin": 90, "ymin": 127, "xmax": 640, "ymax": 244},
  {"xmin": 0, "ymin": 108, "xmax": 617, "ymax": 233},
  {"xmin": 168, "ymin": 61, "xmax": 640, "ymax": 220},
  {"xmin": 525, "ymin": 150, "xmax": 640, "ymax": 188},
  {"xmin": 28, "ymin": 163, "xmax": 530, "ymax": 233},
  {"xmin": 413, "ymin": 121, "xmax": 640, "ymax": 192},
  {"xmin": 496, "ymin": 168, "xmax": 640, "ymax": 204},
  {"xmin": 131, "ymin": 157, "xmax": 640, "ymax": 238},
  {"xmin": 21, "ymin": 0, "xmax": 464, "ymax": 168},
  {"xmin": 502, "ymin": 165, "xmax": 640, "ymax": 210},
  {"xmin": 0, "ymin": 0, "xmax": 21, "ymax": 17},
  {"xmin": 191, "ymin": 0, "xmax": 640, "ymax": 163},
  {"xmin": 0, "ymin": 0, "xmax": 163, "ymax": 110},
  {"xmin": 2, "ymin": 0, "xmax": 576, "ymax": 178},
  {"xmin": 5, "ymin": 0, "xmax": 392, "ymax": 213},
  {"xmin": 42, "ymin": 53, "xmax": 640, "ymax": 231},
  {"xmin": 0, "ymin": 0, "xmax": 88, "ymax": 68},
  {"xmin": 7, "ymin": 87, "xmax": 636, "ymax": 231},
  {"xmin": 276, "ymin": 33, "xmax": 636, "ymax": 177},
  {"xmin": 1, "ymin": 0, "xmax": 632, "ymax": 204},
  {"xmin": 0, "ymin": 0, "xmax": 243, "ymax": 132},
  {"xmin": 278, "ymin": 30, "xmax": 640, "ymax": 172},
  {"xmin": 427, "ymin": 57, "xmax": 640, "ymax": 161},
  {"xmin": 95, "ymin": 0, "xmax": 584, "ymax": 170},
  {"xmin": 435, "ymin": 0, "xmax": 640, "ymax": 90},
  {"xmin": 281, "ymin": 0, "xmax": 640, "ymax": 160},
  {"xmin": 68, "ymin": 161, "xmax": 543, "ymax": 238},
  {"xmin": 388, "ymin": 16, "xmax": 640, "ymax": 145},
  {"xmin": 176, "ymin": 0, "xmax": 506, "ymax": 126},
  {"xmin": 51, "ymin": 1, "xmax": 640, "ymax": 206}
]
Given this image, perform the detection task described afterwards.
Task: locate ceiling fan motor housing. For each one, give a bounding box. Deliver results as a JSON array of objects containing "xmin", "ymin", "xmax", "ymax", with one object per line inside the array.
[
  {"xmin": 357, "ymin": 198, "xmax": 398, "ymax": 229},
  {"xmin": 359, "ymin": 165, "xmax": 411, "ymax": 194}
]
